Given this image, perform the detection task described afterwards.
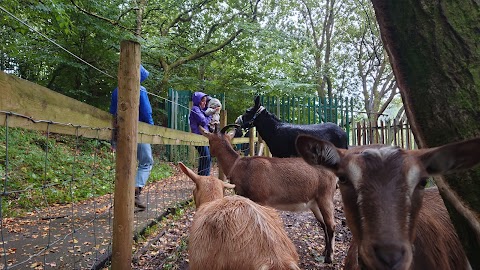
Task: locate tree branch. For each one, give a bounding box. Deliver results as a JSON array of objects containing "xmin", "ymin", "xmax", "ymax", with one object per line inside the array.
[
  {"xmin": 70, "ymin": 0, "xmax": 136, "ymax": 34},
  {"xmin": 170, "ymin": 29, "xmax": 243, "ymax": 70},
  {"xmin": 377, "ymin": 81, "xmax": 398, "ymax": 116}
]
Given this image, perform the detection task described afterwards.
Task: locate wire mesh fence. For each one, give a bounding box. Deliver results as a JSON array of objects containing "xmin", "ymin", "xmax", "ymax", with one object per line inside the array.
[{"xmin": 0, "ymin": 111, "xmax": 202, "ymax": 270}]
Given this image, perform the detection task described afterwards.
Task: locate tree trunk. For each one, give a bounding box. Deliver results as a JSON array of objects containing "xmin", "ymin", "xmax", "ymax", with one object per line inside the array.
[
  {"xmin": 158, "ymin": 70, "xmax": 171, "ymax": 93},
  {"xmin": 370, "ymin": 0, "xmax": 480, "ymax": 267}
]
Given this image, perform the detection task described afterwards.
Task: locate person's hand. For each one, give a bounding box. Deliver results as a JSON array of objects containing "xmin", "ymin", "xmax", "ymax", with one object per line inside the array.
[
  {"xmin": 110, "ymin": 140, "xmax": 117, "ymax": 153},
  {"xmin": 216, "ymin": 107, "xmax": 221, "ymax": 112}
]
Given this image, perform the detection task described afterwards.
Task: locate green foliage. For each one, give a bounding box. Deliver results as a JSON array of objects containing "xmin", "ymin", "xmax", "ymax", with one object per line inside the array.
[
  {"xmin": 1, "ymin": 0, "xmax": 396, "ymax": 121},
  {"xmin": 0, "ymin": 127, "xmax": 173, "ymax": 217},
  {"xmin": 1, "ymin": 0, "xmax": 123, "ymax": 109},
  {"xmin": 150, "ymin": 162, "xmax": 173, "ymax": 182}
]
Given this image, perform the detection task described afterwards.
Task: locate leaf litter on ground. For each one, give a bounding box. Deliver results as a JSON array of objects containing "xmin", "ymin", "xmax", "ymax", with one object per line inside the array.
[{"xmin": 132, "ymin": 190, "xmax": 352, "ymax": 270}]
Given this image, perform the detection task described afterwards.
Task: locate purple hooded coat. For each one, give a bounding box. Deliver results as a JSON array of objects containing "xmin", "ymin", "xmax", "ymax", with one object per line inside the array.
[{"xmin": 189, "ymin": 92, "xmax": 212, "ymax": 134}]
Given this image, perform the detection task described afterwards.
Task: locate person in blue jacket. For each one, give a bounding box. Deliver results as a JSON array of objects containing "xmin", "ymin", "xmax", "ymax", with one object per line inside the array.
[
  {"xmin": 110, "ymin": 64, "xmax": 153, "ymax": 210},
  {"xmin": 189, "ymin": 92, "xmax": 213, "ymax": 176}
]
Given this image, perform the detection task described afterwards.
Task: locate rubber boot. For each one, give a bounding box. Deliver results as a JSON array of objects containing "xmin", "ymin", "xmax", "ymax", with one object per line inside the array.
[{"xmin": 135, "ymin": 187, "xmax": 146, "ymax": 210}]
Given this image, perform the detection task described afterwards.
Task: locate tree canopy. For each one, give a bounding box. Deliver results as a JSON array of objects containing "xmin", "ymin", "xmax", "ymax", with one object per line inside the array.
[{"xmin": 0, "ymin": 0, "xmax": 399, "ymax": 122}]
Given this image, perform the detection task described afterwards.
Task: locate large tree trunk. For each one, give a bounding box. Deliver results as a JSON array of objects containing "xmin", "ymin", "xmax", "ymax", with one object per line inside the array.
[{"xmin": 370, "ymin": 0, "xmax": 480, "ymax": 267}]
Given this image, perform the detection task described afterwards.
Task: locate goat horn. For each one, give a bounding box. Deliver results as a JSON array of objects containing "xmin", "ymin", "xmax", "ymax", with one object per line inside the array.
[{"xmin": 220, "ymin": 124, "xmax": 241, "ymax": 134}]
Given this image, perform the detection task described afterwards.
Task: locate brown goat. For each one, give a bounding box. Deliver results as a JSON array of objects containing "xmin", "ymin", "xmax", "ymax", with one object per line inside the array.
[
  {"xmin": 295, "ymin": 135, "xmax": 480, "ymax": 270},
  {"xmin": 200, "ymin": 125, "xmax": 338, "ymax": 263},
  {"xmin": 178, "ymin": 162, "xmax": 300, "ymax": 270}
]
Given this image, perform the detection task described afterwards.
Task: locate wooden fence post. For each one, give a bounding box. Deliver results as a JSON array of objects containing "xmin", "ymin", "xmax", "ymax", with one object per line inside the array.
[
  {"xmin": 257, "ymin": 135, "xmax": 264, "ymax": 156},
  {"xmin": 111, "ymin": 40, "xmax": 140, "ymax": 270},
  {"xmin": 169, "ymin": 91, "xmax": 178, "ymax": 161},
  {"xmin": 265, "ymin": 140, "xmax": 271, "ymax": 157},
  {"xmin": 356, "ymin": 122, "xmax": 361, "ymax": 146},
  {"xmin": 249, "ymin": 127, "xmax": 256, "ymax": 156},
  {"xmin": 381, "ymin": 120, "xmax": 385, "ymax": 144}
]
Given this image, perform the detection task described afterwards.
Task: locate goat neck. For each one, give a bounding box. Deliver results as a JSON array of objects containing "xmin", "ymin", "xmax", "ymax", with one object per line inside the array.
[
  {"xmin": 203, "ymin": 129, "xmax": 241, "ymax": 179},
  {"xmin": 214, "ymin": 135, "xmax": 240, "ymax": 177},
  {"xmin": 226, "ymin": 157, "xmax": 241, "ymax": 179},
  {"xmin": 252, "ymin": 109, "xmax": 281, "ymax": 141}
]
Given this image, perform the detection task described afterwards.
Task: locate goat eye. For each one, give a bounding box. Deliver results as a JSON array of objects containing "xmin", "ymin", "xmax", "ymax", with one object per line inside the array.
[
  {"xmin": 338, "ymin": 176, "xmax": 348, "ymax": 184},
  {"xmin": 418, "ymin": 178, "xmax": 428, "ymax": 188}
]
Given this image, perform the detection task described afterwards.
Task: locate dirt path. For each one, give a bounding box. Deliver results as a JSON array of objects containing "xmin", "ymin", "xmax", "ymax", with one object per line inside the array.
[
  {"xmin": 1, "ymin": 166, "xmax": 194, "ymax": 270},
  {"xmin": 133, "ymin": 190, "xmax": 352, "ymax": 269},
  {"xmin": 1, "ymin": 163, "xmax": 351, "ymax": 269}
]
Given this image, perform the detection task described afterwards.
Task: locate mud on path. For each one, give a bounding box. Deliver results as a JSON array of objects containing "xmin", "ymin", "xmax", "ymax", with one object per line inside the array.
[{"xmin": 132, "ymin": 190, "xmax": 352, "ymax": 270}]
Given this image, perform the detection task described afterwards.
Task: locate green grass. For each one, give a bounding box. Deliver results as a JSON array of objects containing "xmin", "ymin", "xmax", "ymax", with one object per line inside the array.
[{"xmin": 0, "ymin": 126, "xmax": 173, "ymax": 217}]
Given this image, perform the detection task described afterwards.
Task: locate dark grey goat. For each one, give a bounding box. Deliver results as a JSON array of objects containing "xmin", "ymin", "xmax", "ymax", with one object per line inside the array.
[{"xmin": 239, "ymin": 96, "xmax": 348, "ymax": 157}]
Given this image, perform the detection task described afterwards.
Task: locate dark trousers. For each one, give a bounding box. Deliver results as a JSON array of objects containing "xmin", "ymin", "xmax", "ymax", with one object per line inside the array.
[{"xmin": 195, "ymin": 146, "xmax": 211, "ymax": 176}]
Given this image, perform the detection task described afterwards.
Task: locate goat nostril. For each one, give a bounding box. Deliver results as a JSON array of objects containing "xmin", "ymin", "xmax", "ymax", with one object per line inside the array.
[{"xmin": 374, "ymin": 244, "xmax": 405, "ymax": 268}]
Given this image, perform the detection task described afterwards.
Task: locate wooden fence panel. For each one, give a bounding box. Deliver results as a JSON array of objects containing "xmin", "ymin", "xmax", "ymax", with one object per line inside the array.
[
  {"xmin": 2, "ymin": 70, "xmax": 417, "ymax": 151},
  {"xmin": 350, "ymin": 119, "xmax": 415, "ymax": 148}
]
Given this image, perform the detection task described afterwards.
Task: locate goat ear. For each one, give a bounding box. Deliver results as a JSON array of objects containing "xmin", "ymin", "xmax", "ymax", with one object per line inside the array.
[
  {"xmin": 295, "ymin": 135, "xmax": 342, "ymax": 171},
  {"xmin": 414, "ymin": 137, "xmax": 480, "ymax": 175},
  {"xmin": 178, "ymin": 162, "xmax": 199, "ymax": 184},
  {"xmin": 254, "ymin": 96, "xmax": 261, "ymax": 108}
]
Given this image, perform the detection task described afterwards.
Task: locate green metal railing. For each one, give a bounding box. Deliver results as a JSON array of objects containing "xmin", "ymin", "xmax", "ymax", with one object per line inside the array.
[
  {"xmin": 166, "ymin": 91, "xmax": 413, "ymax": 151},
  {"xmin": 260, "ymin": 95, "xmax": 354, "ymax": 142}
]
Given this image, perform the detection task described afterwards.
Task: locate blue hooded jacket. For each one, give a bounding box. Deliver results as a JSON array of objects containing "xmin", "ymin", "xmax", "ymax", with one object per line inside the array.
[
  {"xmin": 110, "ymin": 65, "xmax": 154, "ymax": 125},
  {"xmin": 189, "ymin": 91, "xmax": 211, "ymax": 134}
]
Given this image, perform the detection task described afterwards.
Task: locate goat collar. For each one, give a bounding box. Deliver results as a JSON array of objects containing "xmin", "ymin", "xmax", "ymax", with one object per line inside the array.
[
  {"xmin": 246, "ymin": 106, "xmax": 265, "ymax": 128},
  {"xmin": 227, "ymin": 157, "xmax": 241, "ymax": 179}
]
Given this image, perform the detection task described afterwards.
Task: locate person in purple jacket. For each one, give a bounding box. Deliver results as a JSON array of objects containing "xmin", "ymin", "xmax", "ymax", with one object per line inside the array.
[
  {"xmin": 189, "ymin": 92, "xmax": 213, "ymax": 176},
  {"xmin": 110, "ymin": 64, "xmax": 153, "ymax": 210}
]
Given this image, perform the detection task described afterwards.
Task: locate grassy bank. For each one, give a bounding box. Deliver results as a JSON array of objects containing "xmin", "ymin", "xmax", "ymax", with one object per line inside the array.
[{"xmin": 0, "ymin": 127, "xmax": 173, "ymax": 217}]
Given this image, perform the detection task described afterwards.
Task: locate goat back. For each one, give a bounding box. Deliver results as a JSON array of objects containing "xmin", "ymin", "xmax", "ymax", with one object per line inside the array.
[
  {"xmin": 188, "ymin": 195, "xmax": 299, "ymax": 270},
  {"xmin": 230, "ymin": 157, "xmax": 336, "ymax": 204}
]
